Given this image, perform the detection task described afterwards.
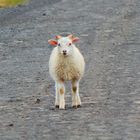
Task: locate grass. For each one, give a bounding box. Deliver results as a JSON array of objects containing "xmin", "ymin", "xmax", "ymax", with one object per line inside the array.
[{"xmin": 0, "ymin": 0, "xmax": 28, "ymax": 8}]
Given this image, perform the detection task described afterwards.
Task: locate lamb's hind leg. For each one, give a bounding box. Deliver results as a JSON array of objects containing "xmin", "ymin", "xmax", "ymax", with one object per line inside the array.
[{"xmin": 71, "ymin": 80, "xmax": 81, "ymax": 108}]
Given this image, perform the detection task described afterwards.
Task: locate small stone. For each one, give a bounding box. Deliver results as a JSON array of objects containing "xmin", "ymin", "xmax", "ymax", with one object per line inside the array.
[
  {"xmin": 42, "ymin": 13, "xmax": 46, "ymax": 16},
  {"xmin": 8, "ymin": 123, "xmax": 14, "ymax": 127},
  {"xmin": 35, "ymin": 98, "xmax": 41, "ymax": 104}
]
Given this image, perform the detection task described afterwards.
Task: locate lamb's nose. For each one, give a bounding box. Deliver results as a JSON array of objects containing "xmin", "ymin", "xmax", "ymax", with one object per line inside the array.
[{"xmin": 63, "ymin": 50, "xmax": 67, "ymax": 55}]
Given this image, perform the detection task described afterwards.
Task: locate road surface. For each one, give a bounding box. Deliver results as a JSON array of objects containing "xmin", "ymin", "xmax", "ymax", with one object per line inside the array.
[{"xmin": 0, "ymin": 0, "xmax": 140, "ymax": 139}]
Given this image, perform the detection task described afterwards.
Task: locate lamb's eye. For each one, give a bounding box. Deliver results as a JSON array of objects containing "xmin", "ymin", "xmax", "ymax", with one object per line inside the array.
[
  {"xmin": 69, "ymin": 43, "xmax": 72, "ymax": 46},
  {"xmin": 58, "ymin": 43, "xmax": 61, "ymax": 46}
]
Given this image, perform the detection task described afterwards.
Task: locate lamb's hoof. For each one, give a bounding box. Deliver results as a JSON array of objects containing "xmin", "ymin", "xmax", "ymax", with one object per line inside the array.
[
  {"xmin": 55, "ymin": 105, "xmax": 59, "ymax": 108},
  {"xmin": 72, "ymin": 105, "xmax": 77, "ymax": 109},
  {"xmin": 77, "ymin": 105, "xmax": 81, "ymax": 108},
  {"xmin": 72, "ymin": 105, "xmax": 81, "ymax": 109}
]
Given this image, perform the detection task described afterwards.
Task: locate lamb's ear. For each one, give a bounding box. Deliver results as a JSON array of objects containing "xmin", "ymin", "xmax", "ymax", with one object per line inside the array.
[
  {"xmin": 68, "ymin": 34, "xmax": 79, "ymax": 43},
  {"xmin": 72, "ymin": 37, "xmax": 79, "ymax": 43},
  {"xmin": 48, "ymin": 39, "xmax": 58, "ymax": 46}
]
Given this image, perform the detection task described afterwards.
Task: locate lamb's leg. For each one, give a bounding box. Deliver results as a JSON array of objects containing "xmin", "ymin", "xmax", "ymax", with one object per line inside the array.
[
  {"xmin": 71, "ymin": 80, "xmax": 81, "ymax": 108},
  {"xmin": 57, "ymin": 81, "xmax": 65, "ymax": 109},
  {"xmin": 55, "ymin": 82, "xmax": 59, "ymax": 108}
]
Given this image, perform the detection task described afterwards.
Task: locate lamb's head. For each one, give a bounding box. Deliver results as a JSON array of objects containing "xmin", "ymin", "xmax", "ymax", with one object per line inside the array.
[{"xmin": 48, "ymin": 34, "xmax": 79, "ymax": 56}]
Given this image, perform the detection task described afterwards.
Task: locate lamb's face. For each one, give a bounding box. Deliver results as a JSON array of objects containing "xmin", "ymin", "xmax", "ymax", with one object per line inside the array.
[
  {"xmin": 57, "ymin": 37, "xmax": 73, "ymax": 56},
  {"xmin": 48, "ymin": 34, "xmax": 79, "ymax": 57}
]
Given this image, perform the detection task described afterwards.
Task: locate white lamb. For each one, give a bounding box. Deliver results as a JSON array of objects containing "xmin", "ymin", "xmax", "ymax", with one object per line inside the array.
[{"xmin": 48, "ymin": 34, "xmax": 85, "ymax": 109}]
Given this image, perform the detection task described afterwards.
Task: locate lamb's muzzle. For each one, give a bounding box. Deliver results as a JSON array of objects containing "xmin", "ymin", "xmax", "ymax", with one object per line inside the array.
[
  {"xmin": 48, "ymin": 34, "xmax": 85, "ymax": 109},
  {"xmin": 62, "ymin": 50, "xmax": 67, "ymax": 56}
]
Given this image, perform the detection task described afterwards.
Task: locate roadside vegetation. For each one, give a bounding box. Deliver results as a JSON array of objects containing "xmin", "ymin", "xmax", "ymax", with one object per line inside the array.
[{"xmin": 0, "ymin": 0, "xmax": 28, "ymax": 8}]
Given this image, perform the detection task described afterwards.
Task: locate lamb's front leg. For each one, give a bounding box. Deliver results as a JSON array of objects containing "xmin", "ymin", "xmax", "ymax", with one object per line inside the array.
[
  {"xmin": 57, "ymin": 81, "xmax": 65, "ymax": 109},
  {"xmin": 55, "ymin": 82, "xmax": 59, "ymax": 108},
  {"xmin": 71, "ymin": 80, "xmax": 81, "ymax": 108}
]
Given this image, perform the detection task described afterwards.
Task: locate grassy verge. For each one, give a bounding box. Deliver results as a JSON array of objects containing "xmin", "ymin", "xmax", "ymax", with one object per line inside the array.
[{"xmin": 0, "ymin": 0, "xmax": 28, "ymax": 8}]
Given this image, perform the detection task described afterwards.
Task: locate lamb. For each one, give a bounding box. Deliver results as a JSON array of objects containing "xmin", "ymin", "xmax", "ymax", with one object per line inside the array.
[{"xmin": 48, "ymin": 34, "xmax": 85, "ymax": 109}]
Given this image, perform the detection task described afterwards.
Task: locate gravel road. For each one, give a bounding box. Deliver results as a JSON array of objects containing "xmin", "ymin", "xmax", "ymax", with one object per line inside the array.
[{"xmin": 0, "ymin": 0, "xmax": 140, "ymax": 139}]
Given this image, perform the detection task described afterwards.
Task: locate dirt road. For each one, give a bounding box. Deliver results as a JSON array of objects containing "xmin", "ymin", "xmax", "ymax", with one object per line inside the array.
[{"xmin": 0, "ymin": 0, "xmax": 140, "ymax": 139}]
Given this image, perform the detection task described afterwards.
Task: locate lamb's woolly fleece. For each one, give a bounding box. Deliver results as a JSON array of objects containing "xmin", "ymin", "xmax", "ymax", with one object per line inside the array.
[{"xmin": 49, "ymin": 45, "xmax": 85, "ymax": 81}]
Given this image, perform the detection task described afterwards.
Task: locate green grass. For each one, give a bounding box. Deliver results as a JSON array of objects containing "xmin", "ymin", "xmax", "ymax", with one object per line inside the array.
[{"xmin": 0, "ymin": 0, "xmax": 28, "ymax": 8}]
